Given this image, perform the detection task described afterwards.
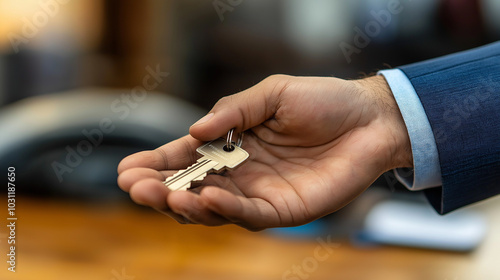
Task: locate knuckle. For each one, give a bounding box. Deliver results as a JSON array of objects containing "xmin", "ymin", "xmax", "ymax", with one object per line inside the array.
[
  {"xmin": 262, "ymin": 74, "xmax": 294, "ymax": 98},
  {"xmin": 264, "ymin": 74, "xmax": 290, "ymax": 83},
  {"xmin": 214, "ymin": 94, "xmax": 234, "ymax": 108}
]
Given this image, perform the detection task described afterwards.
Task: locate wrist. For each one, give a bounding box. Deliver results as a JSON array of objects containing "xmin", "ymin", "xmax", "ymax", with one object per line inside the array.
[{"xmin": 357, "ymin": 75, "xmax": 413, "ymax": 169}]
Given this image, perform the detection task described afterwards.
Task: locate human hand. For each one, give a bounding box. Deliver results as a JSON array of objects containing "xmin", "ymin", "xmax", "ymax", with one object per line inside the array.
[{"xmin": 117, "ymin": 75, "xmax": 412, "ymax": 231}]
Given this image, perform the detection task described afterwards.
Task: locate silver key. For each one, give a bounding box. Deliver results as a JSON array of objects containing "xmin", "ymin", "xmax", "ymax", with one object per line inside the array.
[{"xmin": 163, "ymin": 138, "xmax": 249, "ymax": 191}]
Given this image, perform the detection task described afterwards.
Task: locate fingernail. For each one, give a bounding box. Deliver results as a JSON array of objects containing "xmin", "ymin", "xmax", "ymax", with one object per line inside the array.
[{"xmin": 191, "ymin": 113, "xmax": 214, "ymax": 126}]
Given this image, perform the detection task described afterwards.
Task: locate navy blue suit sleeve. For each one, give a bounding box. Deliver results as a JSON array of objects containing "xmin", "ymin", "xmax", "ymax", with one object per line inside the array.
[{"xmin": 399, "ymin": 41, "xmax": 500, "ymax": 214}]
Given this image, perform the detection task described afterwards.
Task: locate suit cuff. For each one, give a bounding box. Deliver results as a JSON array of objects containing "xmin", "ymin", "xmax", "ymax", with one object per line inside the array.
[{"xmin": 378, "ymin": 69, "xmax": 442, "ymax": 190}]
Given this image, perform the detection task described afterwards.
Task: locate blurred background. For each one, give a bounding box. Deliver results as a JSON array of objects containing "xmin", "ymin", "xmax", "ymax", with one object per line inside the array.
[{"xmin": 1, "ymin": 0, "xmax": 500, "ymax": 279}]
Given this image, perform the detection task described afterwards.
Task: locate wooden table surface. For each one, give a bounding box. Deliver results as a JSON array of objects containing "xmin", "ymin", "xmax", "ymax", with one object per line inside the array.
[{"xmin": 1, "ymin": 196, "xmax": 499, "ymax": 280}]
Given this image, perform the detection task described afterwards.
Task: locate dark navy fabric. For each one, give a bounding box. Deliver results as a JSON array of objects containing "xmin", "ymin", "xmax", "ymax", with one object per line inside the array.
[{"xmin": 399, "ymin": 41, "xmax": 500, "ymax": 214}]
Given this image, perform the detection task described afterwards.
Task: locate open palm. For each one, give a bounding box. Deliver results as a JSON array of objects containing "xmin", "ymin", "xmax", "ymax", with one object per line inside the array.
[{"xmin": 117, "ymin": 75, "xmax": 412, "ymax": 230}]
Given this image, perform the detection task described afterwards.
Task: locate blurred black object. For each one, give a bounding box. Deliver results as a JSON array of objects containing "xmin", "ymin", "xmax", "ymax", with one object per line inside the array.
[{"xmin": 0, "ymin": 89, "xmax": 204, "ymax": 200}]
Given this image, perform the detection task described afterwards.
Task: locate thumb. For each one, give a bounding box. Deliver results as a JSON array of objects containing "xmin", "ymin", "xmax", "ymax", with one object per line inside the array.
[{"xmin": 189, "ymin": 75, "xmax": 291, "ymax": 141}]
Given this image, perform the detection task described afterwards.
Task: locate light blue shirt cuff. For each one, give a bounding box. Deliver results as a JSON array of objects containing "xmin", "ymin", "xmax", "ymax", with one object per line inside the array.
[{"xmin": 378, "ymin": 69, "xmax": 442, "ymax": 190}]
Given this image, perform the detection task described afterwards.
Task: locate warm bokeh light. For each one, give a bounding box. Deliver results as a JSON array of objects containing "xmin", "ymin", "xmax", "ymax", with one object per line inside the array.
[{"xmin": 0, "ymin": 0, "xmax": 104, "ymax": 52}]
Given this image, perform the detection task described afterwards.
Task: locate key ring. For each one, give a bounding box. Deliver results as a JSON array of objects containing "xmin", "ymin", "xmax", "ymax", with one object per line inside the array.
[{"xmin": 225, "ymin": 128, "xmax": 244, "ymax": 151}]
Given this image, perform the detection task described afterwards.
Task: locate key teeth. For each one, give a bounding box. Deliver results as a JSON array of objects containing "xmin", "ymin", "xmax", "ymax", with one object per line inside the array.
[
  {"xmin": 192, "ymin": 173, "xmax": 207, "ymax": 182},
  {"xmin": 166, "ymin": 181, "xmax": 191, "ymax": 191},
  {"xmin": 164, "ymin": 168, "xmax": 189, "ymax": 191},
  {"xmin": 163, "ymin": 161, "xmax": 199, "ymax": 186},
  {"xmin": 177, "ymin": 183, "xmax": 191, "ymax": 191},
  {"xmin": 188, "ymin": 173, "xmax": 208, "ymax": 189},
  {"xmin": 169, "ymin": 173, "xmax": 206, "ymax": 191},
  {"xmin": 164, "ymin": 160, "xmax": 213, "ymax": 191}
]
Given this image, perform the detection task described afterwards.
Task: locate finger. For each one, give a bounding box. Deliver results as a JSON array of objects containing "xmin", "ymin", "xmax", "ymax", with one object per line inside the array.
[
  {"xmin": 189, "ymin": 75, "xmax": 294, "ymax": 141},
  {"xmin": 199, "ymin": 186, "xmax": 280, "ymax": 231},
  {"xmin": 127, "ymin": 178, "xmax": 193, "ymax": 224},
  {"xmin": 117, "ymin": 135, "xmax": 202, "ymax": 174},
  {"xmin": 128, "ymin": 177, "xmax": 228, "ymax": 225},
  {"xmin": 167, "ymin": 191, "xmax": 231, "ymax": 226},
  {"xmin": 129, "ymin": 178, "xmax": 171, "ymax": 208},
  {"xmin": 118, "ymin": 168, "xmax": 166, "ymax": 192}
]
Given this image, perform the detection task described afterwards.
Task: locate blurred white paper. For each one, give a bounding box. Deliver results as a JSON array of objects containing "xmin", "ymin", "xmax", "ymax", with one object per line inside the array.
[{"xmin": 358, "ymin": 200, "xmax": 487, "ymax": 251}]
